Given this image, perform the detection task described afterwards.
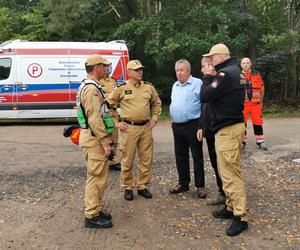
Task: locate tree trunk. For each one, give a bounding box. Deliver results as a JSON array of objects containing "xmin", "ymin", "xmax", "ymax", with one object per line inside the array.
[
  {"xmin": 297, "ymin": 54, "xmax": 300, "ymax": 97},
  {"xmin": 242, "ymin": 0, "xmax": 256, "ymax": 60},
  {"xmin": 155, "ymin": 1, "xmax": 161, "ymax": 49},
  {"xmin": 146, "ymin": 0, "xmax": 152, "ymax": 16},
  {"xmin": 286, "ymin": 0, "xmax": 298, "ymax": 99},
  {"xmin": 287, "ymin": 53, "xmax": 298, "ymax": 99}
]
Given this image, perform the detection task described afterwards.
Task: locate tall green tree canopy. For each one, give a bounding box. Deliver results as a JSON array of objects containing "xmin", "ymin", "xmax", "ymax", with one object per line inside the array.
[{"xmin": 0, "ymin": 0, "xmax": 299, "ymax": 102}]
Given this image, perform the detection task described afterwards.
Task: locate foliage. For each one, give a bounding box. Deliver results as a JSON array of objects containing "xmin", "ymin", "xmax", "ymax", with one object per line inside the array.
[{"xmin": 0, "ymin": 7, "xmax": 15, "ymax": 42}]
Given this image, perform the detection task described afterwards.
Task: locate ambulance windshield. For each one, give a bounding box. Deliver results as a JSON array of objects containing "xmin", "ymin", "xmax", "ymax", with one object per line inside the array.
[{"xmin": 0, "ymin": 58, "xmax": 11, "ymax": 80}]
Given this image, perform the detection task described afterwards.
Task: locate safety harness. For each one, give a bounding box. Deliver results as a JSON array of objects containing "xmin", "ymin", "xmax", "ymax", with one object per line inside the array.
[{"xmin": 77, "ymin": 79, "xmax": 115, "ymax": 136}]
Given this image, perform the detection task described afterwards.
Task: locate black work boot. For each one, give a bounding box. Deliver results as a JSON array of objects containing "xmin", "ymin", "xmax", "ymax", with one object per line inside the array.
[
  {"xmin": 212, "ymin": 206, "xmax": 234, "ymax": 219},
  {"xmin": 124, "ymin": 189, "xmax": 133, "ymax": 201},
  {"xmin": 257, "ymin": 142, "xmax": 268, "ymax": 150},
  {"xmin": 109, "ymin": 163, "xmax": 121, "ymax": 171},
  {"xmin": 99, "ymin": 210, "xmax": 112, "ymax": 221},
  {"xmin": 226, "ymin": 216, "xmax": 248, "ymax": 236},
  {"xmin": 84, "ymin": 216, "xmax": 112, "ymax": 229},
  {"xmin": 137, "ymin": 188, "xmax": 152, "ymax": 199}
]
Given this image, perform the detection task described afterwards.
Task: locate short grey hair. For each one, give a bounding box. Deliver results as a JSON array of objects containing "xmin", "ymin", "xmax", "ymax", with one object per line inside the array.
[
  {"xmin": 175, "ymin": 59, "xmax": 191, "ymax": 72},
  {"xmin": 201, "ymin": 57, "xmax": 211, "ymax": 64}
]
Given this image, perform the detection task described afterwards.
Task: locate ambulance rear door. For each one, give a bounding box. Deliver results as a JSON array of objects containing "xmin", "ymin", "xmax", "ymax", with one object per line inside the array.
[
  {"xmin": 107, "ymin": 41, "xmax": 129, "ymax": 83},
  {"xmin": 0, "ymin": 55, "xmax": 16, "ymax": 118}
]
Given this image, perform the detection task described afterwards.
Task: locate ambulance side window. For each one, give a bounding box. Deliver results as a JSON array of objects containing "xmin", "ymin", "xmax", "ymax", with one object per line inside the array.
[{"xmin": 0, "ymin": 58, "xmax": 12, "ymax": 80}]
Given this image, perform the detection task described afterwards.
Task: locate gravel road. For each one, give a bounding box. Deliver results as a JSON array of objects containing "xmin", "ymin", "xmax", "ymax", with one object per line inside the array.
[{"xmin": 0, "ymin": 118, "xmax": 299, "ymax": 249}]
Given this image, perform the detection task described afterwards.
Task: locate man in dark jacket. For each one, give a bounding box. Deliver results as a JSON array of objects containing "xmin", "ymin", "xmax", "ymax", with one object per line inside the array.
[
  {"xmin": 201, "ymin": 44, "xmax": 248, "ymax": 236},
  {"xmin": 197, "ymin": 57, "xmax": 225, "ymax": 205}
]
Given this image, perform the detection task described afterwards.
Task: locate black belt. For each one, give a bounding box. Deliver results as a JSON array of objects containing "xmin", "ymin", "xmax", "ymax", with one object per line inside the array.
[
  {"xmin": 123, "ymin": 119, "xmax": 148, "ymax": 126},
  {"xmin": 173, "ymin": 118, "xmax": 199, "ymax": 126}
]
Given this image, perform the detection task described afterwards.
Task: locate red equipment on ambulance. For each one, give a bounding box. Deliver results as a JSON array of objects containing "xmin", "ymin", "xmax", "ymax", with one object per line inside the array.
[{"xmin": 0, "ymin": 40, "xmax": 129, "ymax": 119}]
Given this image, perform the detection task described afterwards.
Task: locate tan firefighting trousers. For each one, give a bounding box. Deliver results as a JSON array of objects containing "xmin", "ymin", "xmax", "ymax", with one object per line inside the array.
[
  {"xmin": 119, "ymin": 124, "xmax": 153, "ymax": 190},
  {"xmin": 215, "ymin": 123, "xmax": 248, "ymax": 221},
  {"xmin": 82, "ymin": 146, "xmax": 109, "ymax": 219}
]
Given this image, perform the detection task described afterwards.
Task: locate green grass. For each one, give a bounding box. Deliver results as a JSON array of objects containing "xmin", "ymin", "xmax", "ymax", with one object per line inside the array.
[{"xmin": 263, "ymin": 107, "xmax": 300, "ymax": 118}]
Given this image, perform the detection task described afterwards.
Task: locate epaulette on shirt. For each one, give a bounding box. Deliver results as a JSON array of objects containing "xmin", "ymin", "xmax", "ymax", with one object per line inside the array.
[
  {"xmin": 144, "ymin": 81, "xmax": 152, "ymax": 85},
  {"xmin": 83, "ymin": 79, "xmax": 97, "ymax": 85},
  {"xmin": 117, "ymin": 82, "xmax": 126, "ymax": 87}
]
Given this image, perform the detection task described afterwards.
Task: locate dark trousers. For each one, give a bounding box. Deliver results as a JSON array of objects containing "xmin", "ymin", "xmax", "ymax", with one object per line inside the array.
[
  {"xmin": 205, "ymin": 136, "xmax": 225, "ymax": 196},
  {"xmin": 172, "ymin": 119, "xmax": 204, "ymax": 188}
]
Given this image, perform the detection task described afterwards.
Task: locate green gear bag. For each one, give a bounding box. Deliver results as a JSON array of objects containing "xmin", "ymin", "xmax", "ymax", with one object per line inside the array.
[
  {"xmin": 103, "ymin": 114, "xmax": 115, "ymax": 135},
  {"xmin": 77, "ymin": 108, "xmax": 87, "ymax": 129}
]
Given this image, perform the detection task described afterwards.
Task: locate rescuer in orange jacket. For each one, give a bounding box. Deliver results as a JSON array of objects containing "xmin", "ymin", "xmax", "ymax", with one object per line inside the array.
[{"xmin": 241, "ymin": 57, "xmax": 267, "ymax": 150}]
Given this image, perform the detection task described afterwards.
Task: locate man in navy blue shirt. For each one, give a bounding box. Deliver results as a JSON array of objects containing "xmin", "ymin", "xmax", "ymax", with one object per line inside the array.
[{"xmin": 169, "ymin": 59, "xmax": 206, "ymax": 198}]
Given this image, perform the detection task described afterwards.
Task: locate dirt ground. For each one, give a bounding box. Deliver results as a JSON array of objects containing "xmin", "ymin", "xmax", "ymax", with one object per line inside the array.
[{"xmin": 0, "ymin": 118, "xmax": 299, "ymax": 250}]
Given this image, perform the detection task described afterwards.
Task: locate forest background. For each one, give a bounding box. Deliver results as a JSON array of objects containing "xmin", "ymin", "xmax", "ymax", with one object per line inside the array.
[{"xmin": 0, "ymin": 0, "xmax": 299, "ymax": 113}]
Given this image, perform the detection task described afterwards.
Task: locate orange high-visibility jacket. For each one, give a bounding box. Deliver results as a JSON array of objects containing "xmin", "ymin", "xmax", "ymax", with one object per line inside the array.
[{"xmin": 243, "ymin": 70, "xmax": 264, "ymax": 103}]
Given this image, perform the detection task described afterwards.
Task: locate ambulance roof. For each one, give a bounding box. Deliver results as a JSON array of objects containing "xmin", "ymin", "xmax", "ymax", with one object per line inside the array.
[{"xmin": 0, "ymin": 40, "xmax": 128, "ymax": 52}]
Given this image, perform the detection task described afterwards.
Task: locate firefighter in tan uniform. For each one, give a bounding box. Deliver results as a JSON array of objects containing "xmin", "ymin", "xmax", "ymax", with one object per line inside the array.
[
  {"xmin": 101, "ymin": 73, "xmax": 121, "ymax": 171},
  {"xmin": 78, "ymin": 54, "xmax": 113, "ymax": 229},
  {"xmin": 108, "ymin": 60, "xmax": 162, "ymax": 201}
]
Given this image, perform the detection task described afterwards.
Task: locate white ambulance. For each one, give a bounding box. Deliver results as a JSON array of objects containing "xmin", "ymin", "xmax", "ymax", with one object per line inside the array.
[{"xmin": 0, "ymin": 40, "xmax": 129, "ymax": 119}]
